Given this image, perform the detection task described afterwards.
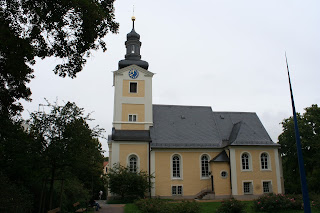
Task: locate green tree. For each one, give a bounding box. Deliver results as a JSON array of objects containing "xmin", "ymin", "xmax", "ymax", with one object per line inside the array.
[
  {"xmin": 0, "ymin": 0, "xmax": 119, "ymax": 116},
  {"xmin": 107, "ymin": 164, "xmax": 153, "ymax": 200},
  {"xmin": 27, "ymin": 101, "xmax": 105, "ymax": 210},
  {"xmin": 278, "ymin": 104, "xmax": 320, "ymax": 194}
]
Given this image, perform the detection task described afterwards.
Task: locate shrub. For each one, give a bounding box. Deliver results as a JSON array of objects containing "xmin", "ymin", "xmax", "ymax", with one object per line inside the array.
[
  {"xmin": 253, "ymin": 193, "xmax": 302, "ymax": 212},
  {"xmin": 135, "ymin": 198, "xmax": 170, "ymax": 213},
  {"xmin": 135, "ymin": 199, "xmax": 200, "ymax": 213},
  {"xmin": 311, "ymin": 193, "xmax": 320, "ymax": 210},
  {"xmin": 108, "ymin": 164, "xmax": 153, "ymax": 200},
  {"xmin": 216, "ymin": 198, "xmax": 246, "ymax": 213},
  {"xmin": 173, "ymin": 200, "xmax": 201, "ymax": 213}
]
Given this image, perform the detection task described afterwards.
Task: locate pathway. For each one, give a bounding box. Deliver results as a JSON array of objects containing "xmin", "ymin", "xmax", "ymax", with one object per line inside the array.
[{"xmin": 96, "ymin": 200, "xmax": 125, "ymax": 213}]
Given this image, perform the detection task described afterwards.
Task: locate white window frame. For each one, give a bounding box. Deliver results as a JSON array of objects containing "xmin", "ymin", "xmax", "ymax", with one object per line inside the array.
[
  {"xmin": 200, "ymin": 154, "xmax": 210, "ymax": 179},
  {"xmin": 128, "ymin": 114, "xmax": 137, "ymax": 122},
  {"xmin": 171, "ymin": 185, "xmax": 183, "ymax": 196},
  {"xmin": 242, "ymin": 181, "xmax": 253, "ymax": 195},
  {"xmin": 260, "ymin": 152, "xmax": 272, "ymax": 171},
  {"xmin": 127, "ymin": 153, "xmax": 139, "ymax": 173},
  {"xmin": 262, "ymin": 180, "xmax": 272, "ymax": 193},
  {"xmin": 220, "ymin": 170, "xmax": 228, "ymax": 179},
  {"xmin": 129, "ymin": 81, "xmax": 138, "ymax": 93},
  {"xmin": 171, "ymin": 153, "xmax": 183, "ymax": 180},
  {"xmin": 240, "ymin": 152, "xmax": 252, "ymax": 172}
]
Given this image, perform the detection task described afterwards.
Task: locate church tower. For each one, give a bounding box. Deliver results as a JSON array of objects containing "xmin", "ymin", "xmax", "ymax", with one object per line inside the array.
[{"xmin": 112, "ymin": 17, "xmax": 154, "ymax": 131}]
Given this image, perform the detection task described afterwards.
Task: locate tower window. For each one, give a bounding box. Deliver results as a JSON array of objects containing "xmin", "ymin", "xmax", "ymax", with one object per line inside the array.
[
  {"xmin": 131, "ymin": 45, "xmax": 135, "ymax": 53},
  {"xmin": 128, "ymin": 114, "xmax": 137, "ymax": 122},
  {"xmin": 130, "ymin": 82, "xmax": 137, "ymax": 93}
]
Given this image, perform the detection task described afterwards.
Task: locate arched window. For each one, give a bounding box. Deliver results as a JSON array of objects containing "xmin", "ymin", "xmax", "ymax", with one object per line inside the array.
[
  {"xmin": 241, "ymin": 153, "xmax": 250, "ymax": 170},
  {"xmin": 129, "ymin": 155, "xmax": 138, "ymax": 173},
  {"xmin": 131, "ymin": 45, "xmax": 135, "ymax": 53},
  {"xmin": 261, "ymin": 153, "xmax": 269, "ymax": 170},
  {"xmin": 172, "ymin": 155, "xmax": 181, "ymax": 178},
  {"xmin": 201, "ymin": 155, "xmax": 209, "ymax": 177}
]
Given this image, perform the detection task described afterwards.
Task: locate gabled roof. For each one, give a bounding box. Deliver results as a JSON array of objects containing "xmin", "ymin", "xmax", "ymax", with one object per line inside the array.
[
  {"xmin": 212, "ymin": 112, "xmax": 276, "ymax": 146},
  {"xmin": 150, "ymin": 105, "xmax": 222, "ymax": 148},
  {"xmin": 150, "ymin": 105, "xmax": 277, "ymax": 148},
  {"xmin": 210, "ymin": 150, "xmax": 229, "ymax": 162}
]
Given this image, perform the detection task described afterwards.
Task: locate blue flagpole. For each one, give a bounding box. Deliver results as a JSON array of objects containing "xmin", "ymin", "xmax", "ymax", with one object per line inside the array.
[{"xmin": 285, "ymin": 53, "xmax": 311, "ymax": 213}]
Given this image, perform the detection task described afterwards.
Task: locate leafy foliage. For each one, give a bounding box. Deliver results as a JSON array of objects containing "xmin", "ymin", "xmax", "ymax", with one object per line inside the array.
[
  {"xmin": 216, "ymin": 198, "xmax": 246, "ymax": 213},
  {"xmin": 278, "ymin": 104, "xmax": 320, "ymax": 194},
  {"xmin": 0, "ymin": 0, "xmax": 119, "ymax": 116},
  {"xmin": 107, "ymin": 164, "xmax": 153, "ymax": 200},
  {"xmin": 0, "ymin": 173, "xmax": 34, "ymax": 213},
  {"xmin": 0, "ymin": 101, "xmax": 105, "ymax": 212},
  {"xmin": 134, "ymin": 199, "xmax": 200, "ymax": 213},
  {"xmin": 253, "ymin": 193, "xmax": 302, "ymax": 212},
  {"xmin": 135, "ymin": 198, "xmax": 170, "ymax": 213}
]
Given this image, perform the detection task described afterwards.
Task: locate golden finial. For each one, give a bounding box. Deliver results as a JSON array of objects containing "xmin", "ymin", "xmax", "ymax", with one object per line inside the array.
[{"xmin": 132, "ymin": 16, "xmax": 136, "ymax": 21}]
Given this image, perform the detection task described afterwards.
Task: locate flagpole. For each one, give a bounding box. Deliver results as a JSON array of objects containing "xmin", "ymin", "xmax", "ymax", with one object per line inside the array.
[{"xmin": 285, "ymin": 53, "xmax": 311, "ymax": 213}]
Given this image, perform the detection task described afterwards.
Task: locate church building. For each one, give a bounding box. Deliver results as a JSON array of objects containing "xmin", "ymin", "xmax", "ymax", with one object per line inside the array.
[{"xmin": 108, "ymin": 17, "xmax": 284, "ymax": 199}]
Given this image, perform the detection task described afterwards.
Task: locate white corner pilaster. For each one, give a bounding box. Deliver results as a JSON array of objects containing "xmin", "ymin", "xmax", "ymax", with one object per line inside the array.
[{"xmin": 230, "ymin": 148, "xmax": 238, "ymax": 195}]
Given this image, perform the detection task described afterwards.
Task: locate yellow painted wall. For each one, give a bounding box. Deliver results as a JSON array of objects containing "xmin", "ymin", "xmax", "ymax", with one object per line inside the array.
[
  {"xmin": 154, "ymin": 151, "xmax": 220, "ymax": 197},
  {"xmin": 211, "ymin": 162, "xmax": 231, "ymax": 195},
  {"xmin": 235, "ymin": 149, "xmax": 278, "ymax": 195},
  {"xmin": 123, "ymin": 80, "xmax": 145, "ymax": 97},
  {"xmin": 119, "ymin": 143, "xmax": 149, "ymax": 172},
  {"xmin": 121, "ymin": 104, "xmax": 145, "ymax": 130}
]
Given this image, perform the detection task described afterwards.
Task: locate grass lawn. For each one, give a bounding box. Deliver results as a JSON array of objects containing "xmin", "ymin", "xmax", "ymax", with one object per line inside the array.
[{"xmin": 124, "ymin": 201, "xmax": 320, "ymax": 213}]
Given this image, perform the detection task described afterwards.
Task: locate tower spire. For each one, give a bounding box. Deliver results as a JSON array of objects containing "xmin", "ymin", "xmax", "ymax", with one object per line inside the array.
[{"xmin": 118, "ymin": 16, "xmax": 149, "ymax": 70}]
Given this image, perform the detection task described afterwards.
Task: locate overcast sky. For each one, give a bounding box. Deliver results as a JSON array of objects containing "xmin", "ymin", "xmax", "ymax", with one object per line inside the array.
[{"xmin": 22, "ymin": 0, "xmax": 320, "ymax": 156}]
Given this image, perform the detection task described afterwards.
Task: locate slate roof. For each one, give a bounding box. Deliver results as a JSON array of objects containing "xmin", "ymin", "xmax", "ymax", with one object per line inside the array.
[
  {"xmin": 150, "ymin": 105, "xmax": 278, "ymax": 148},
  {"xmin": 150, "ymin": 105, "xmax": 222, "ymax": 148},
  {"xmin": 110, "ymin": 104, "xmax": 278, "ymax": 148}
]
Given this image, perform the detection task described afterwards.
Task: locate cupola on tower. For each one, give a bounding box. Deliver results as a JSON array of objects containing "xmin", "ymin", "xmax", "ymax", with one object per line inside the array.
[{"xmin": 112, "ymin": 17, "xmax": 154, "ymax": 131}]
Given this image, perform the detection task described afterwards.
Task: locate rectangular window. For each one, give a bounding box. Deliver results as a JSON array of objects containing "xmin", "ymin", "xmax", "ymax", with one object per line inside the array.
[
  {"xmin": 130, "ymin": 82, "xmax": 137, "ymax": 93},
  {"xmin": 243, "ymin": 182, "xmax": 253, "ymax": 194},
  {"xmin": 177, "ymin": 186, "xmax": 183, "ymax": 195},
  {"xmin": 172, "ymin": 186, "xmax": 183, "ymax": 196},
  {"xmin": 263, "ymin": 181, "xmax": 272, "ymax": 193},
  {"xmin": 128, "ymin": 114, "xmax": 137, "ymax": 122}
]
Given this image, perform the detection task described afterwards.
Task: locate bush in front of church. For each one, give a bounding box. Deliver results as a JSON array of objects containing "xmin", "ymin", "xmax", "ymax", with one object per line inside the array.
[
  {"xmin": 253, "ymin": 193, "xmax": 302, "ymax": 212},
  {"xmin": 135, "ymin": 198, "xmax": 201, "ymax": 213},
  {"xmin": 107, "ymin": 164, "xmax": 153, "ymax": 200},
  {"xmin": 216, "ymin": 197, "xmax": 246, "ymax": 213}
]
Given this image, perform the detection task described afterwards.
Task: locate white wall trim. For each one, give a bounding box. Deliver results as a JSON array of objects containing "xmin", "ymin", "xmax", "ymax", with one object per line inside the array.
[
  {"xmin": 113, "ymin": 121, "xmax": 153, "ymax": 124},
  {"xmin": 230, "ymin": 148, "xmax": 238, "ymax": 195},
  {"xmin": 111, "ymin": 142, "xmax": 120, "ymax": 167},
  {"xmin": 274, "ymin": 149, "xmax": 282, "ymax": 193}
]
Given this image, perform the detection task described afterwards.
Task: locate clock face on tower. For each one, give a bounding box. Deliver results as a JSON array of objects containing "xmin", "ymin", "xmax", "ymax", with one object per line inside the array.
[{"xmin": 128, "ymin": 69, "xmax": 139, "ymax": 79}]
